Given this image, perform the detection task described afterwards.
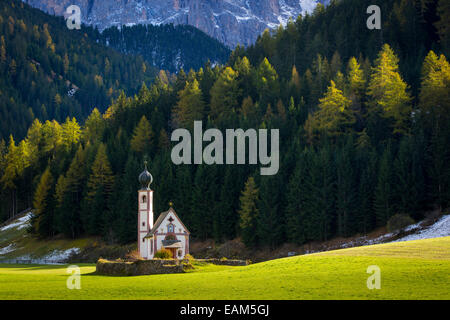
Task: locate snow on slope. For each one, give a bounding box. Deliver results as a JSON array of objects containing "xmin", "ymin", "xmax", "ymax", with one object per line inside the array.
[
  {"xmin": 300, "ymin": 0, "xmax": 321, "ymax": 13},
  {"xmin": 42, "ymin": 248, "xmax": 81, "ymax": 263},
  {"xmin": 0, "ymin": 244, "xmax": 15, "ymax": 255},
  {"xmin": 0, "ymin": 213, "xmax": 32, "ymax": 232},
  {"xmin": 336, "ymin": 215, "xmax": 450, "ymax": 251},
  {"xmin": 0, "ymin": 212, "xmax": 80, "ymax": 264},
  {"xmin": 393, "ymin": 215, "xmax": 450, "ymax": 242},
  {"xmin": 23, "ymin": 0, "xmax": 328, "ymax": 48},
  {"xmin": 12, "ymin": 248, "xmax": 81, "ymax": 264}
]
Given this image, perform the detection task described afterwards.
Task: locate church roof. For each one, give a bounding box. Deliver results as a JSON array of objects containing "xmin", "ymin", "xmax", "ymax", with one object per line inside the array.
[
  {"xmin": 144, "ymin": 207, "xmax": 190, "ymax": 238},
  {"xmin": 138, "ymin": 161, "xmax": 153, "ymax": 190},
  {"xmin": 162, "ymin": 239, "xmax": 182, "ymax": 248}
]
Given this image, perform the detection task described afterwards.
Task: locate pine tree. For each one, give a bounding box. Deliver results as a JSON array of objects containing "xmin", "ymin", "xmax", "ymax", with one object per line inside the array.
[
  {"xmin": 374, "ymin": 145, "xmax": 395, "ymax": 226},
  {"xmin": 172, "ymin": 79, "xmax": 204, "ymax": 130},
  {"xmin": 114, "ymin": 154, "xmax": 139, "ymax": 244},
  {"xmin": 158, "ymin": 129, "xmax": 170, "ymax": 150},
  {"xmin": 241, "ymin": 96, "xmax": 258, "ymax": 124},
  {"xmin": 285, "ymin": 155, "xmax": 307, "ymax": 244},
  {"xmin": 63, "ymin": 53, "xmax": 69, "ymax": 75},
  {"xmin": 290, "ymin": 65, "xmax": 301, "ymax": 101},
  {"xmin": 304, "ymin": 147, "xmax": 335, "ymax": 241},
  {"xmin": 8, "ymin": 59, "xmax": 16, "ymax": 76},
  {"xmin": 435, "ymin": 0, "xmax": 450, "ymax": 56},
  {"xmin": 347, "ymin": 57, "xmax": 366, "ymax": 114},
  {"xmin": 234, "ymin": 56, "xmax": 253, "ymax": 97},
  {"xmin": 83, "ymin": 144, "xmax": 114, "ymax": 235},
  {"xmin": 428, "ymin": 127, "xmax": 450, "ymax": 213},
  {"xmin": 0, "ymin": 36, "xmax": 6, "ymax": 64},
  {"xmin": 257, "ymin": 175, "xmax": 284, "ymax": 248},
  {"xmin": 190, "ymin": 165, "xmax": 217, "ymax": 240},
  {"xmin": 210, "ymin": 66, "xmax": 240, "ymax": 125},
  {"xmin": 276, "ymin": 99, "xmax": 287, "ymax": 122},
  {"xmin": 214, "ymin": 166, "xmax": 243, "ymax": 241},
  {"xmin": 130, "ymin": 116, "xmax": 154, "ymax": 154},
  {"xmin": 256, "ymin": 58, "xmax": 279, "ymax": 107},
  {"xmin": 1, "ymin": 135, "xmax": 33, "ymax": 217},
  {"xmin": 335, "ymin": 138, "xmax": 357, "ymax": 237},
  {"xmin": 330, "ymin": 51, "xmax": 342, "ymax": 76},
  {"xmin": 421, "ymin": 50, "xmax": 440, "ymax": 80},
  {"xmin": 355, "ymin": 148, "xmax": 377, "ymax": 234},
  {"xmin": 55, "ymin": 145, "xmax": 88, "ymax": 237},
  {"xmin": 61, "ymin": 117, "xmax": 81, "ymax": 150},
  {"xmin": 84, "ymin": 108, "xmax": 105, "ymax": 143},
  {"xmin": 304, "ymin": 80, "xmax": 354, "ymax": 143},
  {"xmin": 238, "ymin": 176, "xmax": 259, "ymax": 247},
  {"xmin": 394, "ymin": 136, "xmax": 426, "ymax": 218},
  {"xmin": 1, "ymin": 136, "xmax": 19, "ymax": 191},
  {"xmin": 31, "ymin": 166, "xmax": 54, "ymax": 237},
  {"xmin": 419, "ymin": 52, "xmax": 450, "ymax": 128},
  {"xmin": 367, "ymin": 44, "xmax": 412, "ymax": 135}
]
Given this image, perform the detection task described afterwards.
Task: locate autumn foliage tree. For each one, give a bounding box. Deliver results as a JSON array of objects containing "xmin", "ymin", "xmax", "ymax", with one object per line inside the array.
[{"xmin": 130, "ymin": 116, "xmax": 154, "ymax": 154}]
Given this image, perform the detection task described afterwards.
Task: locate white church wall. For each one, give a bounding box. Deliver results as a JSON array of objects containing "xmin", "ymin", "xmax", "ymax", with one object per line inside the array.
[
  {"xmin": 154, "ymin": 211, "xmax": 189, "ymax": 258},
  {"xmin": 139, "ymin": 234, "xmax": 148, "ymax": 259},
  {"xmin": 155, "ymin": 234, "xmax": 187, "ymax": 258}
]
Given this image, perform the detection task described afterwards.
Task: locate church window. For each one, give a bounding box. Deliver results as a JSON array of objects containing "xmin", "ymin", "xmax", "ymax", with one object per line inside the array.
[
  {"xmin": 142, "ymin": 195, "xmax": 147, "ymax": 203},
  {"xmin": 168, "ymin": 224, "xmax": 174, "ymax": 233},
  {"xmin": 178, "ymin": 250, "xmax": 182, "ymax": 257},
  {"xmin": 142, "ymin": 238, "xmax": 145, "ymax": 243},
  {"xmin": 142, "ymin": 222, "xmax": 145, "ymax": 227}
]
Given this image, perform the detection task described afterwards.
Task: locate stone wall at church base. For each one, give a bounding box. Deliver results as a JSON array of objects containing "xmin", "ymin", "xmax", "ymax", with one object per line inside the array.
[{"xmin": 96, "ymin": 258, "xmax": 185, "ymax": 276}]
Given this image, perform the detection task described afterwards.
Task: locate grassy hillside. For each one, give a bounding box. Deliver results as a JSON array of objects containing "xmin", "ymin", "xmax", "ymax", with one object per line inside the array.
[{"xmin": 0, "ymin": 237, "xmax": 449, "ymax": 300}]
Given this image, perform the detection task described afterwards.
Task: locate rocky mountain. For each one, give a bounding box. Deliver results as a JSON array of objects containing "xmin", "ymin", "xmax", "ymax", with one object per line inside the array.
[{"xmin": 22, "ymin": 0, "xmax": 329, "ymax": 48}]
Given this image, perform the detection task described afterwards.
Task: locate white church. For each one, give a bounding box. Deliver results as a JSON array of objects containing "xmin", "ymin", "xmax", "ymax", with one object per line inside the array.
[{"xmin": 137, "ymin": 162, "xmax": 190, "ymax": 260}]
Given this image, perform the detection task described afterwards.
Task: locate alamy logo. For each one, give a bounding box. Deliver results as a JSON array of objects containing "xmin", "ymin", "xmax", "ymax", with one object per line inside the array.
[
  {"xmin": 66, "ymin": 265, "xmax": 81, "ymax": 289},
  {"xmin": 171, "ymin": 121, "xmax": 279, "ymax": 175},
  {"xmin": 66, "ymin": 5, "xmax": 81, "ymax": 30},
  {"xmin": 366, "ymin": 5, "xmax": 381, "ymax": 30},
  {"xmin": 366, "ymin": 265, "xmax": 381, "ymax": 289}
]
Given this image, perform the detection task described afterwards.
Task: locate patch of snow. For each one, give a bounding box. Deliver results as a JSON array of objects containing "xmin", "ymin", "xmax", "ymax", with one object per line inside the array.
[
  {"xmin": 42, "ymin": 248, "xmax": 81, "ymax": 263},
  {"xmin": 0, "ymin": 244, "xmax": 15, "ymax": 255},
  {"xmin": 393, "ymin": 215, "xmax": 450, "ymax": 242},
  {"xmin": 300, "ymin": 0, "xmax": 319, "ymax": 14},
  {"xmin": 337, "ymin": 215, "xmax": 450, "ymax": 250},
  {"xmin": 403, "ymin": 220, "xmax": 422, "ymax": 232},
  {"xmin": 0, "ymin": 213, "xmax": 33, "ymax": 232},
  {"xmin": 1, "ymin": 248, "xmax": 81, "ymax": 265}
]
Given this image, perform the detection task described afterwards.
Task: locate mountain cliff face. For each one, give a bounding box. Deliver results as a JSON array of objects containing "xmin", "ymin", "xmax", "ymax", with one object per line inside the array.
[{"xmin": 22, "ymin": 0, "xmax": 328, "ymax": 48}]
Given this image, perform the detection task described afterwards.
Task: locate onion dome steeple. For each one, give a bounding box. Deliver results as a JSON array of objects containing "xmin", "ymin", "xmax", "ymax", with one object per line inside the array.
[{"xmin": 138, "ymin": 161, "xmax": 153, "ymax": 190}]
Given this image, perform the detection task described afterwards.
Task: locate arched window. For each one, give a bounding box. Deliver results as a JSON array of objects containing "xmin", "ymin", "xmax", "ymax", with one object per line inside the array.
[
  {"xmin": 167, "ymin": 224, "xmax": 174, "ymax": 233},
  {"xmin": 142, "ymin": 195, "xmax": 147, "ymax": 203}
]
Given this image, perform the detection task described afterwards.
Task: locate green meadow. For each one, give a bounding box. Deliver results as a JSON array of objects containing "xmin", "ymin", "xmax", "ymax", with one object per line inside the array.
[{"xmin": 0, "ymin": 237, "xmax": 449, "ymax": 300}]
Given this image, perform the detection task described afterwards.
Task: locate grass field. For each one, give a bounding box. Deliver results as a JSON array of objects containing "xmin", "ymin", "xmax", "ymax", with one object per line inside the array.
[{"xmin": 0, "ymin": 237, "xmax": 449, "ymax": 300}]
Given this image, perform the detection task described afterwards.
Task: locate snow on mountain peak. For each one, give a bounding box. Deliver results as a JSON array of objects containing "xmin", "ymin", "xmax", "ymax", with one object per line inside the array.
[{"xmin": 23, "ymin": 0, "xmax": 328, "ymax": 48}]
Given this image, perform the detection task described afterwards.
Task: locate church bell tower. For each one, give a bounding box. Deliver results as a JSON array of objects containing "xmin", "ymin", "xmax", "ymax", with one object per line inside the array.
[{"xmin": 138, "ymin": 161, "xmax": 153, "ymax": 259}]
